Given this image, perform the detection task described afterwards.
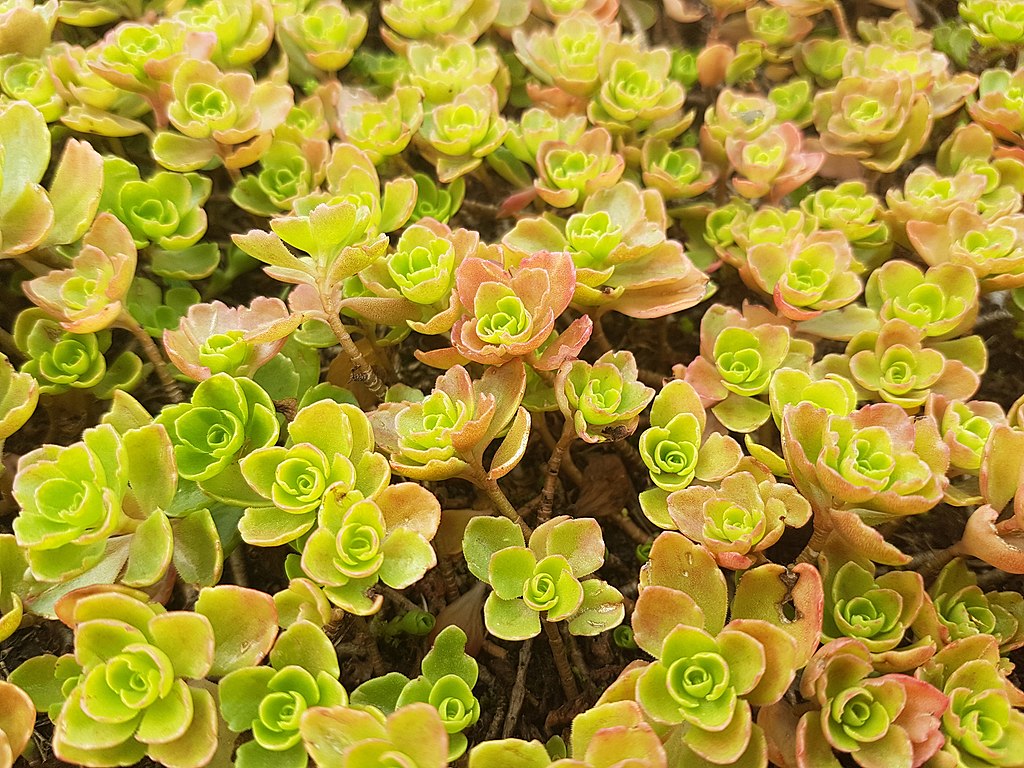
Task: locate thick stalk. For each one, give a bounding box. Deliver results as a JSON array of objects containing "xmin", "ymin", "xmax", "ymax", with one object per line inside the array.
[
  {"xmin": 118, "ymin": 312, "xmax": 183, "ymax": 403},
  {"xmin": 590, "ymin": 314, "xmax": 612, "ymax": 354},
  {"xmin": 795, "ymin": 513, "xmax": 832, "ymax": 564},
  {"xmin": 324, "ymin": 309, "xmax": 387, "ymax": 400},
  {"xmin": 354, "ymin": 616, "xmax": 385, "ymax": 676},
  {"xmin": 502, "ymin": 638, "xmax": 533, "ymax": 738},
  {"xmin": 830, "ymin": 0, "xmax": 850, "ymax": 39},
  {"xmin": 539, "ymin": 420, "xmax": 576, "ymax": 523},
  {"xmin": 907, "ymin": 542, "xmax": 963, "ymax": 580},
  {"xmin": 543, "ymin": 620, "xmax": 580, "ymax": 701},
  {"xmin": 478, "ymin": 474, "xmax": 531, "ymax": 537}
]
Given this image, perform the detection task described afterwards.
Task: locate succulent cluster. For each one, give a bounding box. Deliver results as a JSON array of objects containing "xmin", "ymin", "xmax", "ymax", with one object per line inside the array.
[{"xmin": 0, "ymin": 2, "xmax": 1023, "ymax": 768}]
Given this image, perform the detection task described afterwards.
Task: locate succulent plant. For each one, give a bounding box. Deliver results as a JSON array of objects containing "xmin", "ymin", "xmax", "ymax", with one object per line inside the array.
[
  {"xmin": 239, "ymin": 398, "xmax": 390, "ymax": 546},
  {"xmin": 353, "ymin": 626, "xmax": 479, "ymax": 759},
  {"xmin": 163, "ymin": 297, "xmax": 293, "ymax": 382},
  {"xmin": 531, "ymin": 127, "xmax": 626, "ymax": 209},
  {"xmin": 782, "ymin": 402, "xmax": 950, "ymax": 536},
  {"xmin": 683, "ymin": 303, "xmax": 814, "ymax": 433},
  {"xmin": 416, "ymin": 84, "xmax": 508, "ymax": 182},
  {"xmin": 154, "ymin": 58, "xmax": 292, "ymax": 171},
  {"xmin": 916, "ymin": 634, "xmax": 1024, "ymax": 768},
  {"xmin": 726, "ymin": 122, "xmax": 823, "ymax": 202},
  {"xmin": 760, "ymin": 638, "xmax": 947, "ymax": 768},
  {"xmin": 513, "ymin": 12, "xmax": 617, "ymax": 98},
  {"xmin": 24, "ymin": 214, "xmax": 136, "ymax": 334},
  {"xmin": 277, "ymin": 0, "xmax": 367, "ymax": 84},
  {"xmin": 463, "ymin": 515, "xmax": 624, "ymax": 640},
  {"xmin": 555, "ymin": 350, "xmax": 655, "ymax": 443},
  {"xmin": 370, "ymin": 362, "xmax": 531, "ymax": 486},
  {"xmin": 300, "ymin": 483, "xmax": 441, "ymax": 615},
  {"xmin": 813, "ymin": 73, "xmax": 933, "ymax": 172},
  {"xmin": 406, "ymin": 40, "xmax": 507, "ymax": 105},
  {"xmin": 641, "ymin": 138, "xmax": 718, "ymax": 200},
  {"xmin": 12, "ymin": 586, "xmax": 277, "ymax": 767},
  {"xmin": 628, "ymin": 532, "xmax": 823, "ymax": 768},
  {"xmin": 913, "ymin": 558, "xmax": 1024, "ymax": 653},
  {"xmin": 504, "ymin": 182, "xmax": 709, "ymax": 318},
  {"xmin": 337, "ymin": 86, "xmax": 423, "ymax": 164},
  {"xmin": 302, "ymin": 702, "xmax": 450, "ymax": 768},
  {"xmin": 969, "ymin": 68, "xmax": 1024, "ymax": 147},
  {"xmin": 638, "ymin": 379, "xmax": 744, "ymax": 529},
  {"xmin": 587, "ymin": 42, "xmax": 690, "ymax": 141},
  {"xmin": 13, "ymin": 309, "xmax": 142, "ymax": 399},
  {"xmin": 219, "ymin": 621, "xmax": 346, "ymax": 768},
  {"xmin": 0, "ymin": 52, "xmax": 64, "ymax": 121},
  {"xmin": 667, "ymin": 468, "xmax": 812, "ymax": 569},
  {"xmin": 819, "ymin": 552, "xmax": 931, "ymax": 672},
  {"xmin": 156, "ymin": 374, "xmax": 280, "ymax": 505},
  {"xmin": 352, "ymin": 217, "xmax": 476, "ymax": 337},
  {"xmin": 865, "ymin": 261, "xmax": 979, "ymax": 338},
  {"xmin": 960, "ymin": 0, "xmax": 1024, "ymax": 48},
  {"xmin": 416, "ymin": 249, "xmax": 592, "ymax": 371},
  {"xmin": 908, "ymin": 209, "xmax": 1024, "ymax": 291},
  {"xmin": 231, "ymin": 137, "xmax": 329, "ymax": 217},
  {"xmin": 0, "ymin": 99, "xmax": 103, "ymax": 258},
  {"xmin": 175, "ymin": 0, "xmax": 274, "ymax": 69}
]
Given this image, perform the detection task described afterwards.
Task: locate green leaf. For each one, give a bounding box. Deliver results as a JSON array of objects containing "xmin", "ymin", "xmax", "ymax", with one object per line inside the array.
[
  {"xmin": 463, "ymin": 516, "xmax": 525, "ymax": 583},
  {"xmin": 146, "ymin": 686, "xmax": 219, "ymax": 768},
  {"xmin": 102, "ymin": 391, "xmax": 153, "ymax": 434},
  {"xmin": 484, "ymin": 594, "xmax": 540, "ymax": 641},
  {"xmin": 566, "ymin": 580, "xmax": 624, "ymax": 637},
  {"xmin": 468, "ymin": 739, "xmax": 552, "ymax": 768},
  {"xmin": 488, "ymin": 546, "xmax": 535, "ymax": 600},
  {"xmin": 123, "ymin": 510, "xmax": 173, "ymax": 587},
  {"xmin": 0, "ymin": 101, "xmax": 50, "ymax": 212},
  {"xmin": 422, "ymin": 626, "xmax": 478, "ymax": 688},
  {"xmin": 152, "ymin": 132, "xmax": 217, "ymax": 172},
  {"xmin": 151, "ymin": 243, "xmax": 221, "ymax": 280},
  {"xmin": 148, "ymin": 612, "xmax": 215, "ymax": 680},
  {"xmin": 124, "ymin": 424, "xmax": 176, "ymax": 516},
  {"xmin": 42, "ymin": 138, "xmax": 103, "ymax": 247},
  {"xmin": 487, "ymin": 407, "xmax": 531, "ymax": 480},
  {"xmin": 195, "ymin": 585, "xmax": 277, "ymax": 677},
  {"xmin": 171, "ymin": 509, "xmax": 223, "ymax": 587},
  {"xmin": 271, "ymin": 621, "xmax": 339, "ymax": 679},
  {"xmin": 351, "ymin": 672, "xmax": 410, "ymax": 715},
  {"xmin": 641, "ymin": 532, "xmax": 728, "ymax": 635},
  {"xmin": 379, "ymin": 528, "xmax": 437, "ymax": 589},
  {"xmin": 219, "ymin": 666, "xmax": 274, "ymax": 731}
]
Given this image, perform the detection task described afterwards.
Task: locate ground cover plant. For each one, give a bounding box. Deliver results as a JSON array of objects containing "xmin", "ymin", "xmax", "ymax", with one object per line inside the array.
[{"xmin": 3, "ymin": 0, "xmax": 1024, "ymax": 766}]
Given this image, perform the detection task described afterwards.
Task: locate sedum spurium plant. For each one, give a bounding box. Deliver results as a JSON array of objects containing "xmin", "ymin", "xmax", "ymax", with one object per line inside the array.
[
  {"xmin": 463, "ymin": 515, "xmax": 624, "ymax": 640},
  {"xmin": 1, "ymin": 3, "xmax": 1024, "ymax": 768}
]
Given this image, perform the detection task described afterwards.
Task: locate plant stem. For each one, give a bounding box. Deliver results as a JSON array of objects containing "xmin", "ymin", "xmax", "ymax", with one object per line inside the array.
[
  {"xmin": 438, "ymin": 555, "xmax": 461, "ymax": 604},
  {"xmin": 610, "ymin": 510, "xmax": 653, "ymax": 546},
  {"xmin": 502, "ymin": 638, "xmax": 533, "ymax": 738},
  {"xmin": 830, "ymin": 0, "xmax": 850, "ymax": 39},
  {"xmin": 118, "ymin": 312, "xmax": 184, "ymax": 403},
  {"xmin": 479, "ymin": 475, "xmax": 531, "ymax": 537},
  {"xmin": 908, "ymin": 542, "xmax": 963, "ymax": 580},
  {"xmin": 380, "ymin": 584, "xmax": 421, "ymax": 614},
  {"xmin": 590, "ymin": 313, "xmax": 612, "ymax": 354},
  {"xmin": 543, "ymin": 620, "xmax": 579, "ymax": 702},
  {"xmin": 795, "ymin": 513, "xmax": 832, "ymax": 564},
  {"xmin": 324, "ymin": 308, "xmax": 387, "ymax": 400},
  {"xmin": 539, "ymin": 420, "xmax": 576, "ymax": 523},
  {"xmin": 355, "ymin": 616, "xmax": 386, "ymax": 676}
]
